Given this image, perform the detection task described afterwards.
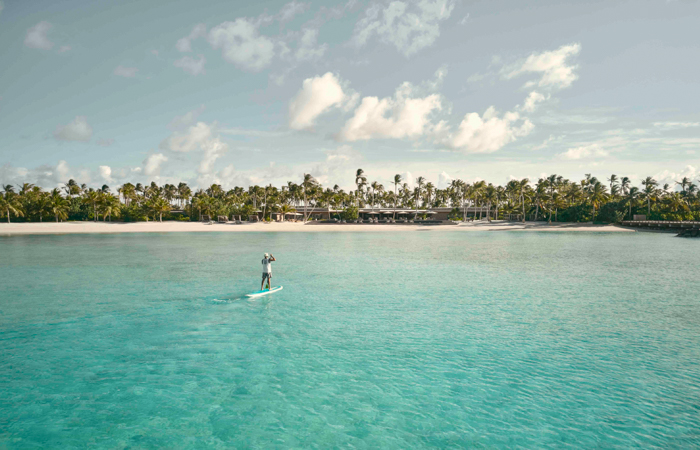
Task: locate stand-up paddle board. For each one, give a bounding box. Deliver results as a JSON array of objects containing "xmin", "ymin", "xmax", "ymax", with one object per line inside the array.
[{"xmin": 246, "ymin": 286, "xmax": 283, "ymax": 298}]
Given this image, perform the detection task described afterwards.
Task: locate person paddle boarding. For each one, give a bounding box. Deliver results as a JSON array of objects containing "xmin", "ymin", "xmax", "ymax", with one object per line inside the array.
[{"xmin": 261, "ymin": 253, "xmax": 276, "ymax": 291}]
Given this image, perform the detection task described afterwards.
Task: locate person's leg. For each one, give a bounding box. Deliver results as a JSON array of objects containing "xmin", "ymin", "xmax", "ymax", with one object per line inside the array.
[
  {"xmin": 266, "ymin": 274, "xmax": 272, "ymax": 290},
  {"xmin": 261, "ymin": 273, "xmax": 265, "ymax": 291}
]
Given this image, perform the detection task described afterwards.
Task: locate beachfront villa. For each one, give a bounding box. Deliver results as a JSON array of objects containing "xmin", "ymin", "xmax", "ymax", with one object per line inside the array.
[{"xmin": 268, "ymin": 206, "xmax": 504, "ymax": 223}]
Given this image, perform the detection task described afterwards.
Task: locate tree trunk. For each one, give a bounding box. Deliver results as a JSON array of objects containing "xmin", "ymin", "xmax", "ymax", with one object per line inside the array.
[
  {"xmin": 7, "ymin": 210, "xmax": 10, "ymax": 223},
  {"xmin": 304, "ymin": 192, "xmax": 308, "ymax": 223},
  {"xmin": 159, "ymin": 213, "xmax": 162, "ymax": 222},
  {"xmin": 55, "ymin": 214, "xmax": 58, "ymax": 222}
]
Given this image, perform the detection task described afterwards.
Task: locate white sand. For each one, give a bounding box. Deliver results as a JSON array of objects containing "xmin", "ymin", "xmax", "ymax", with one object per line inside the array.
[{"xmin": 0, "ymin": 220, "xmax": 634, "ymax": 235}]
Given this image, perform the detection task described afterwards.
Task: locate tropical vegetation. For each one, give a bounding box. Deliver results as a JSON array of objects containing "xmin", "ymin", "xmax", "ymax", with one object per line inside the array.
[{"xmin": 2, "ymin": 172, "xmax": 700, "ymax": 224}]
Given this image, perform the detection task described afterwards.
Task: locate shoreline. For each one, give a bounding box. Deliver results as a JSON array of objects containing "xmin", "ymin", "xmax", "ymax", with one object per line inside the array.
[{"xmin": 0, "ymin": 221, "xmax": 635, "ymax": 236}]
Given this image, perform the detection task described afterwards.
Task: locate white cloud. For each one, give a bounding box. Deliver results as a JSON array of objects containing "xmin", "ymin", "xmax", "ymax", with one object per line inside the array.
[
  {"xmin": 176, "ymin": 23, "xmax": 207, "ymax": 52},
  {"xmin": 446, "ymin": 106, "xmax": 534, "ymax": 153},
  {"xmin": 652, "ymin": 121, "xmax": 700, "ymax": 130},
  {"xmin": 1, "ymin": 160, "xmax": 83, "ymax": 188},
  {"xmin": 168, "ymin": 105, "xmax": 206, "ymax": 130},
  {"xmin": 174, "ymin": 55, "xmax": 206, "ymax": 75},
  {"xmin": 54, "ymin": 116, "xmax": 93, "ymax": 142},
  {"xmin": 400, "ymin": 171, "xmax": 414, "ymax": 188},
  {"xmin": 309, "ymin": 145, "xmax": 361, "ymax": 186},
  {"xmin": 338, "ymin": 82, "xmax": 442, "ymax": 141},
  {"xmin": 295, "ymin": 28, "xmax": 327, "ymax": 61},
  {"xmin": 160, "ymin": 122, "xmax": 213, "ymax": 153},
  {"xmin": 25, "ymin": 21, "xmax": 54, "ymax": 50},
  {"xmin": 437, "ymin": 171, "xmax": 453, "ymax": 189},
  {"xmin": 279, "ymin": 1, "xmax": 310, "ymax": 22},
  {"xmin": 427, "ymin": 64, "xmax": 448, "ymax": 90},
  {"xmin": 340, "ymin": 82, "xmax": 442, "ymax": 141},
  {"xmin": 114, "ymin": 66, "xmax": 138, "ymax": 77},
  {"xmin": 208, "ymin": 19, "xmax": 275, "ymax": 71},
  {"xmin": 144, "ymin": 154, "xmax": 168, "ymax": 176},
  {"xmin": 521, "ymin": 91, "xmax": 546, "ymax": 112},
  {"xmin": 99, "ymin": 165, "xmax": 113, "ymax": 182},
  {"xmin": 57, "ymin": 45, "xmax": 71, "ymax": 53},
  {"xmin": 653, "ymin": 165, "xmax": 698, "ymax": 188},
  {"xmin": 503, "ymin": 43, "xmax": 581, "ymax": 89},
  {"xmin": 352, "ymin": 0, "xmax": 455, "ymax": 57},
  {"xmin": 289, "ymin": 72, "xmax": 346, "ymax": 130},
  {"xmin": 198, "ymin": 138, "xmax": 229, "ymax": 175},
  {"xmin": 557, "ymin": 143, "xmax": 608, "ymax": 160},
  {"xmin": 0, "ymin": 1, "xmax": 4, "ymax": 16}
]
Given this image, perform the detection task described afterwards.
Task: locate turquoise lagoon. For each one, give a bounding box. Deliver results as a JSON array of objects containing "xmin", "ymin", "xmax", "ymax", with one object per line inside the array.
[{"xmin": 1, "ymin": 231, "xmax": 699, "ymax": 448}]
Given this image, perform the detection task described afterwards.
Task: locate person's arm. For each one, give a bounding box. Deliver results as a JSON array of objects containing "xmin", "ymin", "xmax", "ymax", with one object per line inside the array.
[{"xmin": 270, "ymin": 255, "xmax": 276, "ymax": 261}]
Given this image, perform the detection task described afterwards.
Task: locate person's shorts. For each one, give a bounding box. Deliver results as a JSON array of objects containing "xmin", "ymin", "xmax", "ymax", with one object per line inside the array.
[{"xmin": 262, "ymin": 273, "xmax": 271, "ymax": 280}]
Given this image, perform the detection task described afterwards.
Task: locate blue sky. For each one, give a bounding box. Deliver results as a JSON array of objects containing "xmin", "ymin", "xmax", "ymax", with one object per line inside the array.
[{"xmin": 1, "ymin": 0, "xmax": 700, "ymax": 190}]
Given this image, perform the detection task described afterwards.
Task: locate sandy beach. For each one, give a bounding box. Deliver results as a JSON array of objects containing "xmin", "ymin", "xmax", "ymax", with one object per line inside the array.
[{"xmin": 0, "ymin": 221, "xmax": 635, "ymax": 235}]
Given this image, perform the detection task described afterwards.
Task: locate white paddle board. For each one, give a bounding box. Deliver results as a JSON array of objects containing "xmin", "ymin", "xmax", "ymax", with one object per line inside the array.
[{"xmin": 246, "ymin": 286, "xmax": 283, "ymax": 298}]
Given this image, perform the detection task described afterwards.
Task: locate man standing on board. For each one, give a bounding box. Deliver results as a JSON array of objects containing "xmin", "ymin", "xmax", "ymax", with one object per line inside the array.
[{"xmin": 261, "ymin": 253, "xmax": 276, "ymax": 291}]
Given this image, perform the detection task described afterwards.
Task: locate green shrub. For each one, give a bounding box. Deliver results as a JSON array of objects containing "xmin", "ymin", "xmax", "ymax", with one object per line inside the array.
[
  {"xmin": 341, "ymin": 206, "xmax": 359, "ymax": 221},
  {"xmin": 121, "ymin": 205, "xmax": 148, "ymax": 222},
  {"xmin": 596, "ymin": 201, "xmax": 626, "ymax": 223},
  {"xmin": 448, "ymin": 208, "xmax": 462, "ymax": 220},
  {"xmin": 558, "ymin": 204, "xmax": 593, "ymax": 223}
]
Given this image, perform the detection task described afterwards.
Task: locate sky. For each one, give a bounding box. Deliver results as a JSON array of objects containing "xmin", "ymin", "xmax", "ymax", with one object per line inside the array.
[{"xmin": 1, "ymin": 0, "xmax": 700, "ymax": 191}]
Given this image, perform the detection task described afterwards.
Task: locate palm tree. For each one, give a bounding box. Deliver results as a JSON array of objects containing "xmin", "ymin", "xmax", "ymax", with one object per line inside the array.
[
  {"xmin": 641, "ymin": 176, "xmax": 658, "ymax": 216},
  {"xmin": 589, "ymin": 181, "xmax": 608, "ymax": 221},
  {"xmin": 278, "ymin": 204, "xmax": 296, "ymax": 222},
  {"xmin": 484, "ymin": 184, "xmax": 497, "ymax": 222},
  {"xmin": 82, "ymin": 189, "xmax": 101, "ymax": 222},
  {"xmin": 415, "ymin": 176, "xmax": 425, "ymax": 208},
  {"xmin": 0, "ymin": 191, "xmax": 24, "ymax": 223},
  {"xmin": 625, "ymin": 187, "xmax": 640, "ymax": 220},
  {"xmin": 177, "ymin": 182, "xmax": 191, "ymax": 209},
  {"xmin": 101, "ymin": 194, "xmax": 121, "ymax": 222},
  {"xmin": 607, "ymin": 174, "xmax": 618, "ymax": 195},
  {"xmin": 35, "ymin": 191, "xmax": 51, "ymax": 222},
  {"xmin": 517, "ymin": 178, "xmax": 529, "ymax": 222},
  {"xmin": 424, "ymin": 182, "xmax": 435, "ymax": 208},
  {"xmin": 370, "ymin": 181, "xmax": 381, "ymax": 210},
  {"xmin": 63, "ymin": 179, "xmax": 81, "ymax": 198},
  {"xmin": 49, "ymin": 189, "xmax": 70, "ymax": 222},
  {"xmin": 148, "ymin": 196, "xmax": 171, "ymax": 222},
  {"xmin": 355, "ymin": 169, "xmax": 366, "ymax": 208},
  {"xmin": 393, "ymin": 174, "xmax": 402, "ymax": 219},
  {"xmin": 620, "ymin": 177, "xmax": 631, "ymax": 196},
  {"xmin": 118, "ymin": 183, "xmax": 136, "ymax": 207},
  {"xmin": 301, "ymin": 174, "xmax": 318, "ymax": 222}
]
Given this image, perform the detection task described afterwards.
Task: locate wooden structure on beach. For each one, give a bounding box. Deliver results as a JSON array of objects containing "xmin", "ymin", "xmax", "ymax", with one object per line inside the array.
[
  {"xmin": 296, "ymin": 206, "xmax": 493, "ymax": 222},
  {"xmin": 621, "ymin": 220, "xmax": 700, "ymax": 231}
]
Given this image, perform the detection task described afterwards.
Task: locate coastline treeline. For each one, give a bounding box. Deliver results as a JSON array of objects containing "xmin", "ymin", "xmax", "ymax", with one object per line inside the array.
[{"xmin": 1, "ymin": 171, "xmax": 699, "ymax": 223}]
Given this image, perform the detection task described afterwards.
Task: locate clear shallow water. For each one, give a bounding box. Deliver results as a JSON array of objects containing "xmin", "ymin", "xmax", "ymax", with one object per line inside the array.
[{"xmin": 1, "ymin": 231, "xmax": 699, "ymax": 448}]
